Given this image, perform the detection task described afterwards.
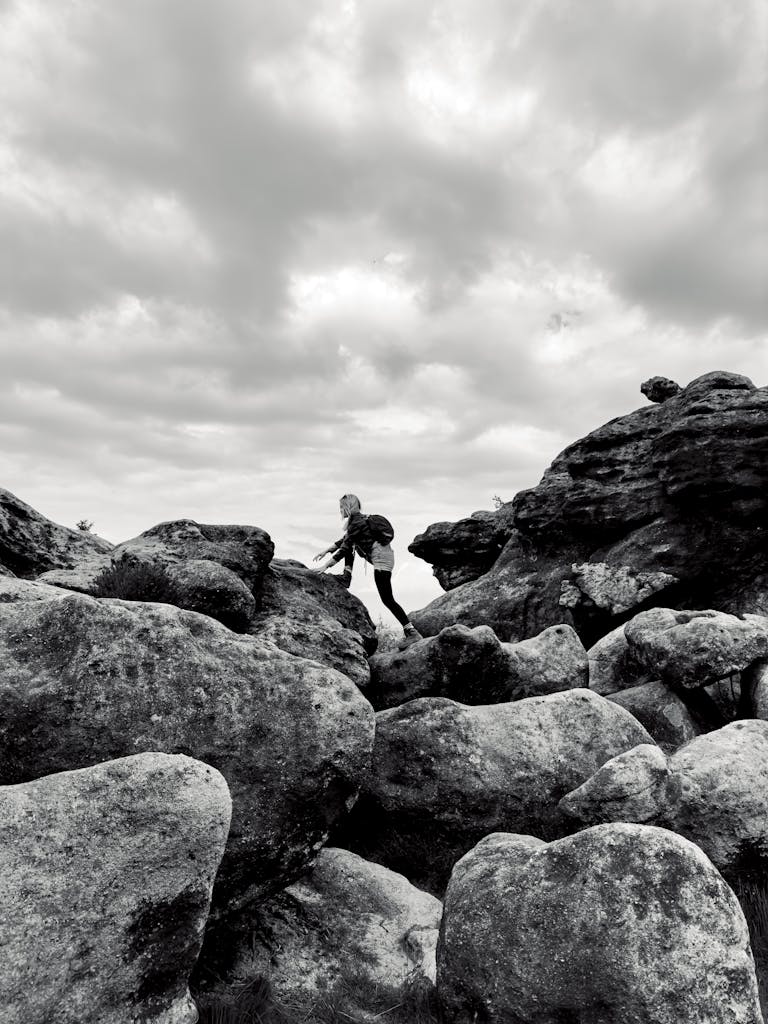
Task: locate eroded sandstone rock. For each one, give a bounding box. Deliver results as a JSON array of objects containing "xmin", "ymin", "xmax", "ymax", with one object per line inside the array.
[
  {"xmin": 0, "ymin": 752, "xmax": 231, "ymax": 1024},
  {"xmin": 437, "ymin": 824, "xmax": 763, "ymax": 1023},
  {"xmin": 608, "ymin": 680, "xmax": 702, "ymax": 751},
  {"xmin": 165, "ymin": 559, "xmax": 256, "ymax": 631}
]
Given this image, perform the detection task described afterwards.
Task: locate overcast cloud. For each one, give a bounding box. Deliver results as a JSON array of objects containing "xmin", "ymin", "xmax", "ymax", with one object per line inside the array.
[{"xmin": 1, "ymin": 0, "xmax": 766, "ymax": 618}]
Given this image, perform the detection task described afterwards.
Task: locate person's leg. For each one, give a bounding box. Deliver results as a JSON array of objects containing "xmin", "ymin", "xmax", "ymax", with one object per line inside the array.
[{"xmin": 374, "ymin": 569, "xmax": 409, "ymax": 626}]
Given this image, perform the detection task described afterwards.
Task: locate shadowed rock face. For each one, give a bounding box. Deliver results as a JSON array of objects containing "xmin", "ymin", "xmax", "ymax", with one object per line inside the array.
[
  {"xmin": 409, "ymin": 372, "xmax": 768, "ymax": 643},
  {"xmin": 0, "ymin": 752, "xmax": 231, "ymax": 1024},
  {"xmin": 0, "ymin": 593, "xmax": 375, "ymax": 919},
  {"xmin": 0, "ymin": 488, "xmax": 113, "ymax": 579},
  {"xmin": 437, "ymin": 824, "xmax": 763, "ymax": 1024}
]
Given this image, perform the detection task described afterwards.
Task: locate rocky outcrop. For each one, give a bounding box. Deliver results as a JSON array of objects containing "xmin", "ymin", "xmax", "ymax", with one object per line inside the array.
[
  {"xmin": 367, "ymin": 622, "xmax": 587, "ymax": 710},
  {"xmin": 0, "ymin": 752, "xmax": 231, "ymax": 1024},
  {"xmin": 437, "ymin": 824, "xmax": 763, "ymax": 1023},
  {"xmin": 410, "ymin": 372, "xmax": 768, "ymax": 644},
  {"xmin": 249, "ymin": 561, "xmax": 377, "ymax": 689},
  {"xmin": 165, "ymin": 559, "xmax": 256, "ymax": 632},
  {"xmin": 0, "ymin": 487, "xmax": 113, "ymax": 579},
  {"xmin": 200, "ymin": 848, "xmax": 441, "ymax": 1015},
  {"xmin": 0, "ymin": 593, "xmax": 375, "ymax": 915},
  {"xmin": 608, "ymin": 680, "xmax": 702, "ymax": 750},
  {"xmin": 338, "ymin": 689, "xmax": 652, "ymax": 891},
  {"xmin": 560, "ymin": 721, "xmax": 768, "ymax": 885},
  {"xmin": 0, "ymin": 576, "xmax": 74, "ymax": 603},
  {"xmin": 559, "ymin": 561, "xmax": 678, "ymax": 616},
  {"xmin": 111, "ymin": 519, "xmax": 275, "ymax": 592},
  {"xmin": 641, "ymin": 375, "xmax": 682, "ymax": 402},
  {"xmin": 409, "ymin": 509, "xmax": 515, "ymax": 590}
]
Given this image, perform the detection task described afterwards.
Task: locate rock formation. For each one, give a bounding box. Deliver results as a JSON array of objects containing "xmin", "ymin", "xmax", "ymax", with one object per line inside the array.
[
  {"xmin": 0, "ymin": 593, "xmax": 374, "ymax": 916},
  {"xmin": 0, "ymin": 752, "xmax": 231, "ymax": 1024},
  {"xmin": 437, "ymin": 824, "xmax": 763, "ymax": 1023},
  {"xmin": 338, "ymin": 689, "xmax": 651, "ymax": 891},
  {"xmin": 410, "ymin": 372, "xmax": 768, "ymax": 644},
  {"xmin": 367, "ymin": 622, "xmax": 587, "ymax": 709}
]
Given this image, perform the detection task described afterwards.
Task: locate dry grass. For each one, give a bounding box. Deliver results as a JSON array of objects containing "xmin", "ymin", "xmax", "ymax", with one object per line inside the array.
[{"xmin": 92, "ymin": 559, "xmax": 177, "ymax": 604}]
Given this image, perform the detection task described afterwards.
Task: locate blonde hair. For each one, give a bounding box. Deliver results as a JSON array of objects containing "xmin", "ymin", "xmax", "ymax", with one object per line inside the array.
[{"xmin": 339, "ymin": 493, "xmax": 361, "ymax": 517}]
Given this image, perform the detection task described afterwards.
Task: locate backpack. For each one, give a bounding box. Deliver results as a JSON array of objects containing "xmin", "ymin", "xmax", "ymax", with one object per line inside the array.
[{"xmin": 367, "ymin": 513, "xmax": 395, "ymax": 544}]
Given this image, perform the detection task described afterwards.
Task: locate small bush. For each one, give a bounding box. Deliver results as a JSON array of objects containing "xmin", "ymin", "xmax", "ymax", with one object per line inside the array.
[
  {"xmin": 375, "ymin": 618, "xmax": 402, "ymax": 654},
  {"xmin": 76, "ymin": 519, "xmax": 94, "ymax": 532},
  {"xmin": 92, "ymin": 560, "xmax": 177, "ymax": 604}
]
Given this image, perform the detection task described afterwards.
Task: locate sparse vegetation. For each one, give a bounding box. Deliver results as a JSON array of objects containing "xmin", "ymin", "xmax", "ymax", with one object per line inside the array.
[
  {"xmin": 491, "ymin": 495, "xmax": 506, "ymax": 510},
  {"xmin": 375, "ymin": 618, "xmax": 402, "ymax": 654},
  {"xmin": 76, "ymin": 519, "xmax": 94, "ymax": 532},
  {"xmin": 195, "ymin": 972, "xmax": 443, "ymax": 1024},
  {"xmin": 92, "ymin": 559, "xmax": 177, "ymax": 604}
]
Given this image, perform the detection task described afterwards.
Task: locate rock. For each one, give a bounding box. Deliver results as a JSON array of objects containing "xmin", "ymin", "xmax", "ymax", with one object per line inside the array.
[
  {"xmin": 0, "ymin": 577, "xmax": 75, "ymax": 603},
  {"xmin": 0, "ymin": 562, "xmax": 15, "ymax": 576},
  {"xmin": 0, "ymin": 593, "xmax": 375, "ymax": 915},
  {"xmin": 410, "ymin": 372, "xmax": 768, "ymax": 644},
  {"xmin": 641, "ymin": 375, "xmax": 682, "ymax": 402},
  {"xmin": 0, "ymin": 487, "xmax": 113, "ymax": 579},
  {"xmin": 559, "ymin": 561, "xmax": 678, "ymax": 616},
  {"xmin": 747, "ymin": 659, "xmax": 768, "ymax": 720},
  {"xmin": 559, "ymin": 721, "xmax": 768, "ymax": 886},
  {"xmin": 0, "ymin": 752, "xmax": 231, "ymax": 1024},
  {"xmin": 436, "ymin": 823, "xmax": 763, "ymax": 1024},
  {"xmin": 408, "ymin": 509, "xmax": 515, "ymax": 591},
  {"xmin": 111, "ymin": 519, "xmax": 274, "ymax": 592},
  {"xmin": 588, "ymin": 622, "xmax": 651, "ymax": 695},
  {"xmin": 36, "ymin": 563, "xmax": 110, "ymax": 594},
  {"xmin": 200, "ymin": 848, "xmax": 441, "ymax": 1015},
  {"xmin": 165, "ymin": 559, "xmax": 256, "ymax": 631},
  {"xmin": 625, "ymin": 607, "xmax": 768, "ymax": 688},
  {"xmin": 368, "ymin": 622, "xmax": 586, "ymax": 709},
  {"xmin": 338, "ymin": 689, "xmax": 652, "ymax": 891},
  {"xmin": 608, "ymin": 681, "xmax": 702, "ymax": 751},
  {"xmin": 249, "ymin": 561, "xmax": 377, "ymax": 689}
]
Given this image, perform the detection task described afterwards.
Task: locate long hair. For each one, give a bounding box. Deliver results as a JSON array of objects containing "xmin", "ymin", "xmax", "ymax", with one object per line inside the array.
[{"xmin": 339, "ymin": 493, "xmax": 361, "ymax": 517}]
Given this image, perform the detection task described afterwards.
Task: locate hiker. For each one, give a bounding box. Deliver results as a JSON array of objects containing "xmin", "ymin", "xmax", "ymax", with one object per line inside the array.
[{"xmin": 313, "ymin": 493, "xmax": 423, "ymax": 649}]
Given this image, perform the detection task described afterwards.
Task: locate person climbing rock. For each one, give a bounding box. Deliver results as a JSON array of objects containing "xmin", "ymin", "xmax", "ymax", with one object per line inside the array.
[{"xmin": 313, "ymin": 493, "xmax": 423, "ymax": 649}]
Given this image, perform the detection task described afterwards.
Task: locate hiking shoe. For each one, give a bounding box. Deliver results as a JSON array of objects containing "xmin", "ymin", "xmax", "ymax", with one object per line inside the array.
[
  {"xmin": 398, "ymin": 623, "xmax": 423, "ymax": 650},
  {"xmin": 337, "ymin": 570, "xmax": 352, "ymax": 589}
]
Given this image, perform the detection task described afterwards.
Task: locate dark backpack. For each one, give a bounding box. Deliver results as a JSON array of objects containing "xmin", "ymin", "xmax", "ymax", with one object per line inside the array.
[{"xmin": 367, "ymin": 513, "xmax": 395, "ymax": 544}]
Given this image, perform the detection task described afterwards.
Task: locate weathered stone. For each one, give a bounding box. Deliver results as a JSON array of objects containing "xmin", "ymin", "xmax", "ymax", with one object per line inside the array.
[
  {"xmin": 588, "ymin": 621, "xmax": 651, "ymax": 695},
  {"xmin": 437, "ymin": 823, "xmax": 763, "ymax": 1024},
  {"xmin": 339, "ymin": 689, "xmax": 652, "ymax": 891},
  {"xmin": 408, "ymin": 509, "xmax": 515, "ymax": 591},
  {"xmin": 165, "ymin": 559, "xmax": 256, "ymax": 631},
  {"xmin": 625, "ymin": 608, "xmax": 768, "ymax": 688},
  {"xmin": 112, "ymin": 519, "xmax": 274, "ymax": 592},
  {"xmin": 368, "ymin": 623, "xmax": 585, "ymax": 709},
  {"xmin": 410, "ymin": 373, "xmax": 768, "ymax": 644},
  {"xmin": 559, "ymin": 561, "xmax": 678, "ymax": 616},
  {"xmin": 0, "ymin": 593, "xmax": 375, "ymax": 915},
  {"xmin": 200, "ymin": 848, "xmax": 441, "ymax": 1016},
  {"xmin": 0, "ymin": 576, "xmax": 74, "ymax": 603},
  {"xmin": 37, "ymin": 563, "xmax": 110, "ymax": 594},
  {"xmin": 0, "ymin": 562, "xmax": 14, "ymax": 576},
  {"xmin": 249, "ymin": 561, "xmax": 376, "ymax": 689},
  {"xmin": 0, "ymin": 752, "xmax": 231, "ymax": 1024},
  {"xmin": 608, "ymin": 680, "xmax": 702, "ymax": 751},
  {"xmin": 641, "ymin": 375, "xmax": 682, "ymax": 402},
  {"xmin": 560, "ymin": 721, "xmax": 768, "ymax": 887},
  {"xmin": 0, "ymin": 487, "xmax": 113, "ymax": 579}
]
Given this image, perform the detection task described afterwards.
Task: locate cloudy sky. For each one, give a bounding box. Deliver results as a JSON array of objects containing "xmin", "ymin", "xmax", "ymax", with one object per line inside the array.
[{"xmin": 1, "ymin": 0, "xmax": 766, "ymax": 621}]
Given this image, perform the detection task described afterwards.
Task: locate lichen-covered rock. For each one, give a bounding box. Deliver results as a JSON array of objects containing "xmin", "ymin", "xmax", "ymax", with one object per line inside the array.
[
  {"xmin": 560, "ymin": 721, "xmax": 768, "ymax": 886},
  {"xmin": 0, "ymin": 593, "xmax": 375, "ymax": 915},
  {"xmin": 625, "ymin": 608, "xmax": 768, "ymax": 688},
  {"xmin": 608, "ymin": 680, "xmax": 702, "ymax": 751},
  {"xmin": 200, "ymin": 848, "xmax": 441, "ymax": 1015},
  {"xmin": 588, "ymin": 621, "xmax": 652, "ymax": 695},
  {"xmin": 165, "ymin": 559, "xmax": 256, "ymax": 631},
  {"xmin": 249, "ymin": 561, "xmax": 376, "ymax": 689},
  {"xmin": 641, "ymin": 375, "xmax": 682, "ymax": 402},
  {"xmin": 339, "ymin": 689, "xmax": 652, "ymax": 891},
  {"xmin": 559, "ymin": 561, "xmax": 678, "ymax": 616},
  {"xmin": 0, "ymin": 576, "xmax": 74, "ymax": 603},
  {"xmin": 437, "ymin": 824, "xmax": 763, "ymax": 1024},
  {"xmin": 0, "ymin": 752, "xmax": 231, "ymax": 1024},
  {"xmin": 111, "ymin": 519, "xmax": 274, "ymax": 592},
  {"xmin": 37, "ymin": 563, "xmax": 110, "ymax": 594},
  {"xmin": 0, "ymin": 487, "xmax": 113, "ymax": 579},
  {"xmin": 410, "ymin": 373, "xmax": 768, "ymax": 643},
  {"xmin": 368, "ymin": 623, "xmax": 586, "ymax": 710}
]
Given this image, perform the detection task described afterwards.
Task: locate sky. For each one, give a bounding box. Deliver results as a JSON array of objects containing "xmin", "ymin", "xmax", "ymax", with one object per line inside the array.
[{"xmin": 1, "ymin": 0, "xmax": 766, "ymax": 622}]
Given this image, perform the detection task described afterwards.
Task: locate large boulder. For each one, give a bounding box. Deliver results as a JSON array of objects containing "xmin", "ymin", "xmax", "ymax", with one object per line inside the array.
[
  {"xmin": 559, "ymin": 561, "xmax": 679, "ymax": 617},
  {"xmin": 198, "ymin": 848, "xmax": 441, "ymax": 1016},
  {"xmin": 0, "ymin": 593, "xmax": 375, "ymax": 915},
  {"xmin": 560, "ymin": 721, "xmax": 768, "ymax": 886},
  {"xmin": 624, "ymin": 608, "xmax": 768, "ymax": 689},
  {"xmin": 249, "ymin": 561, "xmax": 377, "ymax": 689},
  {"xmin": 0, "ymin": 487, "xmax": 113, "ymax": 579},
  {"xmin": 410, "ymin": 372, "xmax": 768, "ymax": 643},
  {"xmin": 0, "ymin": 576, "xmax": 74, "ymax": 603},
  {"xmin": 338, "ymin": 689, "xmax": 652, "ymax": 891},
  {"xmin": 165, "ymin": 559, "xmax": 256, "ymax": 631},
  {"xmin": 409, "ymin": 509, "xmax": 515, "ymax": 590},
  {"xmin": 608, "ymin": 680, "xmax": 702, "ymax": 751},
  {"xmin": 111, "ymin": 519, "xmax": 274, "ymax": 592},
  {"xmin": 0, "ymin": 752, "xmax": 231, "ymax": 1024},
  {"xmin": 437, "ymin": 824, "xmax": 763, "ymax": 1023},
  {"xmin": 368, "ymin": 623, "xmax": 586, "ymax": 710}
]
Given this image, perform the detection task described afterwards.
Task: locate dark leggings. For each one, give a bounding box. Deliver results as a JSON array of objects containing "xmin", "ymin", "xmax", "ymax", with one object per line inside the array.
[{"xmin": 374, "ymin": 570, "xmax": 410, "ymax": 627}]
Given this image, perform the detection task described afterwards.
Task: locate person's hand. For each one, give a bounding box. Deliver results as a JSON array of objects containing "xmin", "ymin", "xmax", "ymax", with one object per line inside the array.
[{"xmin": 313, "ymin": 549, "xmax": 329, "ymax": 562}]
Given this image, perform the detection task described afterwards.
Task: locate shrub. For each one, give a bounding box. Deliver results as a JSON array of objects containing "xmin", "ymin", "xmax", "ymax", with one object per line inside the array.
[
  {"xmin": 76, "ymin": 519, "xmax": 94, "ymax": 532},
  {"xmin": 375, "ymin": 618, "xmax": 402, "ymax": 654},
  {"xmin": 92, "ymin": 560, "xmax": 178, "ymax": 604}
]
